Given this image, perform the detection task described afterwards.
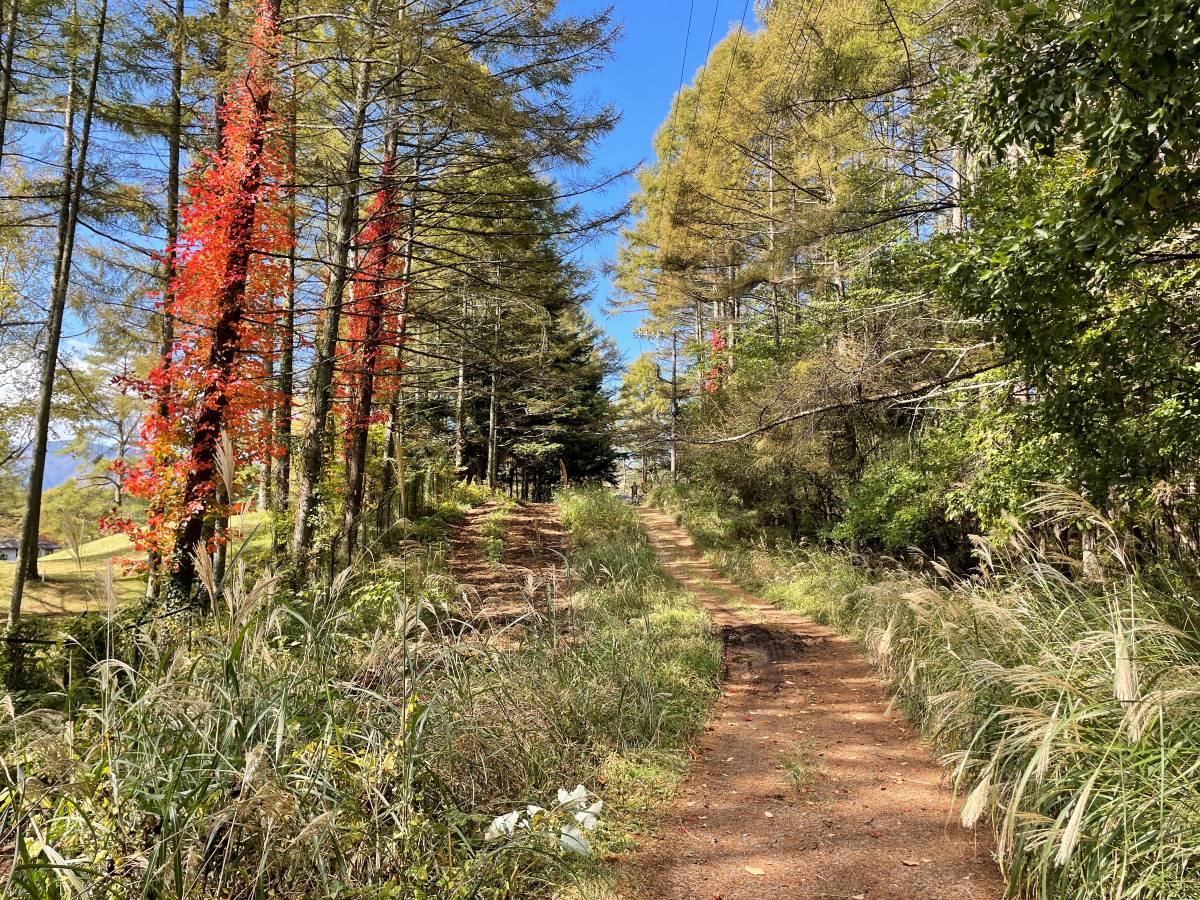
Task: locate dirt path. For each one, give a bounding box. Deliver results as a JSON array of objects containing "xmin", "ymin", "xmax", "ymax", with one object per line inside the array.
[
  {"xmin": 626, "ymin": 507, "xmax": 1004, "ymax": 900},
  {"xmin": 446, "ymin": 501, "xmax": 568, "ymax": 631}
]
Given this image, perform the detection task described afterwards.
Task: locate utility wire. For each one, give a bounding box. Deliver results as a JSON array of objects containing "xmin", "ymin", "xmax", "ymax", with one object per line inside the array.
[{"xmin": 654, "ymin": 0, "xmax": 698, "ymax": 257}]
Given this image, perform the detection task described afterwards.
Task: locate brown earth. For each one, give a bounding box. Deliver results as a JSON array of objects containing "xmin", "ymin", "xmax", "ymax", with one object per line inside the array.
[
  {"xmin": 446, "ymin": 500, "xmax": 569, "ymax": 632},
  {"xmin": 624, "ymin": 506, "xmax": 1005, "ymax": 900}
]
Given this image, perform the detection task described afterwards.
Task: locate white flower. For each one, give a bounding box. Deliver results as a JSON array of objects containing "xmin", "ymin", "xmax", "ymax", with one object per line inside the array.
[
  {"xmin": 485, "ymin": 810, "xmax": 522, "ymax": 840},
  {"xmin": 556, "ymin": 784, "xmax": 588, "ymax": 809},
  {"xmin": 557, "ymin": 824, "xmax": 591, "ymax": 855},
  {"xmin": 574, "ymin": 800, "xmax": 603, "ymax": 831}
]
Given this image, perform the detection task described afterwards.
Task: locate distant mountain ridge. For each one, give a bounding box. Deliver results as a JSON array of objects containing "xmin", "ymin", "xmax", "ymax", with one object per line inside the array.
[{"xmin": 14, "ymin": 440, "xmax": 87, "ymax": 489}]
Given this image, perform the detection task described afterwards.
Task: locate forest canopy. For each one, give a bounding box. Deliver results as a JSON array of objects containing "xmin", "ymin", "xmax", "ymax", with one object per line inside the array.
[{"xmin": 616, "ymin": 0, "xmax": 1200, "ymax": 562}]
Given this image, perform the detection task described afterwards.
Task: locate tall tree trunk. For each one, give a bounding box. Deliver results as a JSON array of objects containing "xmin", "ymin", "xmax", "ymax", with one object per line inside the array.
[
  {"xmin": 344, "ymin": 131, "xmax": 411, "ymax": 559},
  {"xmin": 669, "ymin": 330, "xmax": 678, "ymax": 483},
  {"xmin": 10, "ymin": 0, "xmax": 107, "ymax": 623},
  {"xmin": 0, "ymin": 0, "xmax": 20, "ymax": 171},
  {"xmin": 168, "ymin": 0, "xmax": 281, "ymax": 604},
  {"xmin": 767, "ymin": 135, "xmax": 781, "ymax": 350},
  {"xmin": 258, "ymin": 355, "xmax": 273, "ymax": 512},
  {"xmin": 376, "ymin": 390, "xmax": 400, "ymax": 531},
  {"xmin": 213, "ymin": 0, "xmax": 231, "ymax": 149},
  {"xmin": 453, "ymin": 292, "xmax": 467, "ymax": 470},
  {"xmin": 162, "ymin": 0, "xmax": 183, "ymax": 355},
  {"xmin": 486, "ymin": 369, "xmax": 498, "ymax": 490},
  {"xmin": 396, "ymin": 391, "xmax": 408, "ymax": 518},
  {"xmin": 485, "ymin": 298, "xmax": 500, "ymax": 490},
  {"xmin": 273, "ymin": 64, "xmax": 298, "ymax": 524},
  {"xmin": 146, "ymin": 0, "xmax": 185, "ymax": 601},
  {"xmin": 342, "ymin": 307, "xmax": 387, "ymax": 561},
  {"xmin": 290, "ymin": 14, "xmax": 379, "ymax": 565}
]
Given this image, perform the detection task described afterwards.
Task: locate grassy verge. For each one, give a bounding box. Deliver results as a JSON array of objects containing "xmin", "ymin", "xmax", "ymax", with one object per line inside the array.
[
  {"xmin": 652, "ymin": 482, "xmax": 1200, "ymax": 900},
  {"xmin": 480, "ymin": 499, "xmax": 515, "ymax": 566},
  {"xmin": 0, "ymin": 485, "xmax": 719, "ymax": 898}
]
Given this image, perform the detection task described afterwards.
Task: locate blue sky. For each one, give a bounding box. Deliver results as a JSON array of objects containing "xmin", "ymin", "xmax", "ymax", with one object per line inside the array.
[{"xmin": 558, "ymin": 0, "xmax": 753, "ymax": 365}]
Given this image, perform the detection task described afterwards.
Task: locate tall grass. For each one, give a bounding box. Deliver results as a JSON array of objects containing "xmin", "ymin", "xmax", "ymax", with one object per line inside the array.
[
  {"xmin": 0, "ymin": 487, "xmax": 719, "ymax": 898},
  {"xmin": 657, "ymin": 483, "xmax": 1200, "ymax": 900}
]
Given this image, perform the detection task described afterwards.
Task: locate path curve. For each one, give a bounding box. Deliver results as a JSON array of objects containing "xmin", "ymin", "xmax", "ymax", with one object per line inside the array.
[{"xmin": 626, "ymin": 506, "xmax": 1004, "ymax": 900}]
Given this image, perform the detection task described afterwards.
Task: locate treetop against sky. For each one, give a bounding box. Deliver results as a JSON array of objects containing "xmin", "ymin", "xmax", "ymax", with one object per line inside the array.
[{"xmin": 561, "ymin": 0, "xmax": 754, "ymax": 363}]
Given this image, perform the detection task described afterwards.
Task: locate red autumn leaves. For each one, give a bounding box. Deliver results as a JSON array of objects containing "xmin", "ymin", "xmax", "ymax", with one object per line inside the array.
[
  {"xmin": 108, "ymin": 0, "xmax": 410, "ymax": 584},
  {"xmin": 703, "ymin": 328, "xmax": 729, "ymax": 394},
  {"xmin": 106, "ymin": 0, "xmax": 289, "ymax": 569},
  {"xmin": 339, "ymin": 156, "xmax": 409, "ymax": 441}
]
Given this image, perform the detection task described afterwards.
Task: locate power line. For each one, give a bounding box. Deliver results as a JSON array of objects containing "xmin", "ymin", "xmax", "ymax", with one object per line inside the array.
[
  {"xmin": 656, "ymin": 1, "xmax": 722, "ymax": 271},
  {"xmin": 712, "ymin": 0, "xmax": 753, "ymax": 128},
  {"xmin": 660, "ymin": 0, "xmax": 698, "ymax": 187}
]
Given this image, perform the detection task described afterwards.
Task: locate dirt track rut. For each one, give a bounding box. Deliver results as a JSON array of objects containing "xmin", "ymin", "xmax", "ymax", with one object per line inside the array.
[{"xmin": 626, "ymin": 507, "xmax": 1004, "ymax": 900}]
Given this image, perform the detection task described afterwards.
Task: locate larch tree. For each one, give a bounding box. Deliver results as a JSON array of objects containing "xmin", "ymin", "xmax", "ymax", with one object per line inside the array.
[{"xmin": 110, "ymin": 0, "xmax": 289, "ymax": 605}]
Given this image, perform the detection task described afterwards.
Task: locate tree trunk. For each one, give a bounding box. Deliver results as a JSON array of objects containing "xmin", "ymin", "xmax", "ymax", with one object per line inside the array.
[
  {"xmin": 669, "ymin": 330, "xmax": 678, "ymax": 483},
  {"xmin": 0, "ymin": 0, "xmax": 20, "ymax": 171},
  {"xmin": 10, "ymin": 0, "xmax": 107, "ymax": 623},
  {"xmin": 484, "ymin": 369, "xmax": 499, "ymax": 489},
  {"xmin": 290, "ymin": 16, "xmax": 379, "ymax": 565},
  {"xmin": 396, "ymin": 394, "xmax": 408, "ymax": 518},
  {"xmin": 258, "ymin": 352, "xmax": 273, "ymax": 513},
  {"xmin": 342, "ymin": 307, "xmax": 387, "ymax": 561},
  {"xmin": 273, "ymin": 65, "xmax": 298, "ymax": 525},
  {"xmin": 145, "ymin": 0, "xmax": 185, "ymax": 600},
  {"xmin": 168, "ymin": 0, "xmax": 280, "ymax": 604},
  {"xmin": 1081, "ymin": 525, "xmax": 1103, "ymax": 582},
  {"xmin": 453, "ymin": 292, "xmax": 467, "ymax": 470},
  {"xmin": 345, "ymin": 131, "xmax": 411, "ymax": 559},
  {"xmin": 376, "ymin": 391, "xmax": 400, "ymax": 531},
  {"xmin": 213, "ymin": 0, "xmax": 231, "ymax": 148}
]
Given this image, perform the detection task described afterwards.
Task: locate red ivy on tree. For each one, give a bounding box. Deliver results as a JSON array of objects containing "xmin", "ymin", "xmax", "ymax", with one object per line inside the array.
[
  {"xmin": 339, "ymin": 156, "xmax": 408, "ymax": 440},
  {"xmin": 703, "ymin": 328, "xmax": 728, "ymax": 394},
  {"xmin": 106, "ymin": 0, "xmax": 289, "ymax": 599}
]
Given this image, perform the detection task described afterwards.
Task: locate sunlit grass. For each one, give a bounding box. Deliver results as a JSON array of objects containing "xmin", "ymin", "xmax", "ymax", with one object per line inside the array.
[
  {"xmin": 0, "ymin": 511, "xmax": 275, "ymax": 617},
  {"xmin": 657, "ymin": 482, "xmax": 1200, "ymax": 900},
  {"xmin": 0, "ymin": 486, "xmax": 721, "ymax": 898},
  {"xmin": 779, "ymin": 742, "xmax": 819, "ymax": 794}
]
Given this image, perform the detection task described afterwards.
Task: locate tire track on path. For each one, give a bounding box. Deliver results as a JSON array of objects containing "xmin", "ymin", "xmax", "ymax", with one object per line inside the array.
[{"xmin": 626, "ymin": 506, "xmax": 1004, "ymax": 900}]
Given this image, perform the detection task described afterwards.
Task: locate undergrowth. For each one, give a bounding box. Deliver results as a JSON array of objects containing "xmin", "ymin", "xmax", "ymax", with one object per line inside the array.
[
  {"xmin": 653, "ymin": 481, "xmax": 1200, "ymax": 900},
  {"xmin": 480, "ymin": 499, "xmax": 515, "ymax": 566},
  {"xmin": 0, "ymin": 486, "xmax": 719, "ymax": 898}
]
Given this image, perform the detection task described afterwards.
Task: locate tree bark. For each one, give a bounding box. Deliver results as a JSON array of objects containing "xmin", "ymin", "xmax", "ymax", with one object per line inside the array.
[
  {"xmin": 213, "ymin": 0, "xmax": 231, "ymax": 149},
  {"xmin": 344, "ymin": 129, "xmax": 412, "ymax": 559},
  {"xmin": 486, "ymin": 369, "xmax": 498, "ymax": 491},
  {"xmin": 485, "ymin": 297, "xmax": 500, "ymax": 490},
  {"xmin": 167, "ymin": 0, "xmax": 281, "ymax": 604},
  {"xmin": 669, "ymin": 330, "xmax": 678, "ymax": 483},
  {"xmin": 146, "ymin": 0, "xmax": 185, "ymax": 600},
  {"xmin": 273, "ymin": 63, "xmax": 298, "ymax": 524},
  {"xmin": 0, "ymin": 0, "xmax": 20, "ymax": 171},
  {"xmin": 452, "ymin": 292, "xmax": 467, "ymax": 470},
  {"xmin": 290, "ymin": 12, "xmax": 379, "ymax": 565}
]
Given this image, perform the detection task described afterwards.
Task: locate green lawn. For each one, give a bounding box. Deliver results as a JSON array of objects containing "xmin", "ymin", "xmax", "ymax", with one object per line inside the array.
[{"xmin": 0, "ymin": 511, "xmax": 273, "ymax": 617}]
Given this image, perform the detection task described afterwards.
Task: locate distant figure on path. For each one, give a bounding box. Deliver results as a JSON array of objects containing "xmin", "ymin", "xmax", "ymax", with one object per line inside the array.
[{"xmin": 630, "ymin": 482, "xmax": 639, "ymax": 504}]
